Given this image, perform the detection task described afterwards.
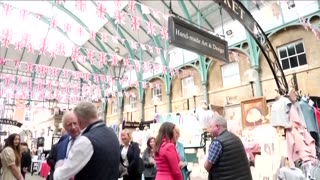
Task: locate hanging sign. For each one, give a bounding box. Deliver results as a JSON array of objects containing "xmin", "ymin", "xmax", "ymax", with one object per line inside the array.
[
  {"xmin": 0, "ymin": 131, "xmax": 7, "ymax": 136},
  {"xmin": 168, "ymin": 16, "xmax": 229, "ymax": 63},
  {"xmin": 0, "ymin": 118, "xmax": 23, "ymax": 127},
  {"xmin": 213, "ymin": 0, "xmax": 256, "ymax": 34}
]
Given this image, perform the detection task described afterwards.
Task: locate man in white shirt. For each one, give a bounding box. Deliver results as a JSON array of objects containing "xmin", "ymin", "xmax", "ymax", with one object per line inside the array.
[
  {"xmin": 51, "ymin": 112, "xmax": 80, "ymax": 180},
  {"xmin": 54, "ymin": 102, "xmax": 120, "ymax": 180}
]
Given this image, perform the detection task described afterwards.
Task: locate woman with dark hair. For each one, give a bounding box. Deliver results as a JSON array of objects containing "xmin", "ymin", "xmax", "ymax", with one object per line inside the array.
[
  {"xmin": 142, "ymin": 137, "xmax": 156, "ymax": 180},
  {"xmin": 154, "ymin": 122, "xmax": 183, "ymax": 180},
  {"xmin": 0, "ymin": 133, "xmax": 24, "ymax": 180}
]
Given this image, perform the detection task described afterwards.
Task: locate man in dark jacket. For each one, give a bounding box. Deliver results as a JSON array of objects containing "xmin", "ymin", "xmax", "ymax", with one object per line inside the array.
[
  {"xmin": 204, "ymin": 112, "xmax": 252, "ymax": 180},
  {"xmin": 54, "ymin": 102, "xmax": 120, "ymax": 180},
  {"xmin": 46, "ymin": 134, "xmax": 69, "ymax": 180}
]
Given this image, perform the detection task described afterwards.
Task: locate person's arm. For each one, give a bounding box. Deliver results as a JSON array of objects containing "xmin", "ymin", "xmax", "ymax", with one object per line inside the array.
[
  {"xmin": 2, "ymin": 148, "xmax": 23, "ymax": 180},
  {"xmin": 53, "ymin": 136, "xmax": 93, "ymax": 180},
  {"xmin": 177, "ymin": 142, "xmax": 188, "ymax": 168},
  {"xmin": 165, "ymin": 144, "xmax": 183, "ymax": 180},
  {"xmin": 47, "ymin": 144, "xmax": 56, "ymax": 168},
  {"xmin": 9, "ymin": 165, "xmax": 23, "ymax": 180},
  {"xmin": 142, "ymin": 149, "xmax": 153, "ymax": 167},
  {"xmin": 128, "ymin": 142, "xmax": 140, "ymax": 174},
  {"xmin": 204, "ymin": 140, "xmax": 222, "ymax": 172}
]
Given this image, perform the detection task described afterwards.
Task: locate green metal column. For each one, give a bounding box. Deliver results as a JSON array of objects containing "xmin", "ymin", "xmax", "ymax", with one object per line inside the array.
[
  {"xmin": 179, "ymin": 1, "xmax": 209, "ymax": 104},
  {"xmin": 116, "ymin": 80, "xmax": 124, "ymax": 122},
  {"xmin": 138, "ymin": 49, "xmax": 145, "ymax": 121},
  {"xmin": 244, "ymin": 1, "xmax": 262, "ymax": 97},
  {"xmin": 197, "ymin": 13, "xmax": 209, "ymax": 104}
]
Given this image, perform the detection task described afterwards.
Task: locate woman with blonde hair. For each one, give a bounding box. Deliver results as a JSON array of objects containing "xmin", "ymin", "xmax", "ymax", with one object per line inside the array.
[
  {"xmin": 0, "ymin": 133, "xmax": 24, "ymax": 180},
  {"xmin": 119, "ymin": 129, "xmax": 144, "ymax": 180}
]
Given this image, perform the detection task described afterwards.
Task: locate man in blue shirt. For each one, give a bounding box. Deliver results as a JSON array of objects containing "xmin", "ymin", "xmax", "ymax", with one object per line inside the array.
[{"xmin": 204, "ymin": 112, "xmax": 252, "ymax": 180}]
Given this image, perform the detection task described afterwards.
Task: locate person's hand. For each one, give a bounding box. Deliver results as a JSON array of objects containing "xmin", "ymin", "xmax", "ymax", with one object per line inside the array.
[
  {"xmin": 179, "ymin": 161, "xmax": 185, "ymax": 169},
  {"xmin": 18, "ymin": 175, "xmax": 24, "ymax": 180},
  {"xmin": 150, "ymin": 158, "xmax": 155, "ymax": 164},
  {"xmin": 23, "ymin": 167, "xmax": 28, "ymax": 172},
  {"xmin": 55, "ymin": 160, "xmax": 64, "ymax": 168}
]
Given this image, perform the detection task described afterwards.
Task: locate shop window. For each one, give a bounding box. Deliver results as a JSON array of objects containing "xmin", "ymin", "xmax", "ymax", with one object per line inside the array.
[
  {"xmin": 152, "ymin": 86, "xmax": 162, "ymax": 101},
  {"xmin": 181, "ymin": 76, "xmax": 195, "ymax": 98},
  {"xmin": 221, "ymin": 62, "xmax": 240, "ymax": 87},
  {"xmin": 129, "ymin": 96, "xmax": 137, "ymax": 109},
  {"xmin": 111, "ymin": 102, "xmax": 118, "ymax": 114},
  {"xmin": 278, "ymin": 41, "xmax": 307, "ymax": 70}
]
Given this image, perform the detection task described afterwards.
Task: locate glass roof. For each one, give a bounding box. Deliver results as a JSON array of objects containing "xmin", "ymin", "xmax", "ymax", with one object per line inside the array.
[{"xmin": 0, "ymin": 1, "xmax": 126, "ymax": 57}]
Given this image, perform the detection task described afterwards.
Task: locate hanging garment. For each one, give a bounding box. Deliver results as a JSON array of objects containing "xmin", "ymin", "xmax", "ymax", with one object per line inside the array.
[
  {"xmin": 300, "ymin": 161, "xmax": 320, "ymax": 180},
  {"xmin": 270, "ymin": 96, "xmax": 292, "ymax": 128},
  {"xmin": 313, "ymin": 107, "xmax": 320, "ymax": 131},
  {"xmin": 293, "ymin": 101, "xmax": 307, "ymax": 128},
  {"xmin": 278, "ymin": 167, "xmax": 305, "ymax": 180},
  {"xmin": 286, "ymin": 106, "xmax": 317, "ymax": 168},
  {"xmin": 299, "ymin": 99, "xmax": 319, "ymax": 133}
]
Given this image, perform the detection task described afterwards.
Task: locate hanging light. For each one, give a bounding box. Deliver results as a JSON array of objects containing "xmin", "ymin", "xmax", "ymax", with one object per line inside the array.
[{"xmin": 107, "ymin": 47, "xmax": 127, "ymax": 80}]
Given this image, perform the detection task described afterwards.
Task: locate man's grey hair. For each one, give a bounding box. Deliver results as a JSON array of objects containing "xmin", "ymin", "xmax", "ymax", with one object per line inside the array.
[
  {"xmin": 73, "ymin": 102, "xmax": 98, "ymax": 122},
  {"xmin": 208, "ymin": 112, "xmax": 228, "ymax": 129},
  {"xmin": 62, "ymin": 111, "xmax": 75, "ymax": 128}
]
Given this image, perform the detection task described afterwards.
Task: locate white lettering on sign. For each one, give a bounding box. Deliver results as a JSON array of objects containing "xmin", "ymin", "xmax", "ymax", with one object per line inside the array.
[{"xmin": 175, "ymin": 29, "xmax": 225, "ymax": 54}]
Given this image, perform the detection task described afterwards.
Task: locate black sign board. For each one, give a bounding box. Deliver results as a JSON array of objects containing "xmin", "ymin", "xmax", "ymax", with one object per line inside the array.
[
  {"xmin": 0, "ymin": 118, "xmax": 23, "ymax": 127},
  {"xmin": 168, "ymin": 16, "xmax": 229, "ymax": 63},
  {"xmin": 0, "ymin": 131, "xmax": 7, "ymax": 136},
  {"xmin": 213, "ymin": 0, "xmax": 256, "ymax": 34}
]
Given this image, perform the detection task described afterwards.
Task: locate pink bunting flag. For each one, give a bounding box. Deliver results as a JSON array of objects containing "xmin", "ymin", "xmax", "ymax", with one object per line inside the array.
[
  {"xmin": 75, "ymin": 0, "xmax": 86, "ymax": 12},
  {"xmin": 0, "ymin": 58, "xmax": 6, "ymax": 66},
  {"xmin": 1, "ymin": 29, "xmax": 11, "ymax": 48},
  {"xmin": 146, "ymin": 21, "xmax": 156, "ymax": 36},
  {"xmin": 128, "ymin": 0, "xmax": 135, "ymax": 12},
  {"xmin": 71, "ymin": 46, "xmax": 80, "ymax": 61},
  {"xmin": 26, "ymin": 63, "xmax": 33, "ymax": 73},
  {"xmin": 96, "ymin": 2, "xmax": 106, "ymax": 19},
  {"xmin": 114, "ymin": 10, "xmax": 125, "ymax": 25},
  {"xmin": 64, "ymin": 23, "xmax": 72, "ymax": 33},
  {"xmin": 50, "ymin": 18, "xmax": 57, "ymax": 29},
  {"xmin": 134, "ymin": 60, "xmax": 140, "ymax": 71},
  {"xmin": 131, "ymin": 16, "xmax": 140, "ymax": 31},
  {"xmin": 39, "ymin": 38, "xmax": 48, "ymax": 55}
]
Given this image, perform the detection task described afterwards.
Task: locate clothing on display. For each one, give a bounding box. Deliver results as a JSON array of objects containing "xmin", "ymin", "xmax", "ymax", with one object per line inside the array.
[
  {"xmin": 270, "ymin": 96, "xmax": 292, "ymax": 128},
  {"xmin": 278, "ymin": 167, "xmax": 305, "ymax": 180},
  {"xmin": 299, "ymin": 98, "xmax": 319, "ymax": 133},
  {"xmin": 286, "ymin": 105, "xmax": 316, "ymax": 168},
  {"xmin": 314, "ymin": 107, "xmax": 320, "ymax": 130}
]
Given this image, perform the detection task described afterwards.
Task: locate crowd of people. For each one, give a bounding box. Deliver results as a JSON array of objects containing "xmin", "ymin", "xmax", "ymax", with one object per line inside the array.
[{"xmin": 0, "ymin": 101, "xmax": 253, "ymax": 180}]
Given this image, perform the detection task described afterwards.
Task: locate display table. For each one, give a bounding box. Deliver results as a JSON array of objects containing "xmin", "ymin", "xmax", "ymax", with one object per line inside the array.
[{"xmin": 40, "ymin": 161, "xmax": 50, "ymax": 178}]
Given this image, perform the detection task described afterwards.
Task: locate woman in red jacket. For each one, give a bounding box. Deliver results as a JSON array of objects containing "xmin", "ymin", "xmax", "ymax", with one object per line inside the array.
[{"xmin": 154, "ymin": 122, "xmax": 183, "ymax": 180}]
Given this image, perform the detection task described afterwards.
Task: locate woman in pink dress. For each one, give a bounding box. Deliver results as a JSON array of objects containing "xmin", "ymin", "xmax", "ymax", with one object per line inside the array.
[{"xmin": 154, "ymin": 122, "xmax": 183, "ymax": 180}]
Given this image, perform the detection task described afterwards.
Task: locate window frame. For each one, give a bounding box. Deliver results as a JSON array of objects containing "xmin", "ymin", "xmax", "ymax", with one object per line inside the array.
[
  {"xmin": 277, "ymin": 40, "xmax": 307, "ymax": 71},
  {"xmin": 181, "ymin": 76, "xmax": 195, "ymax": 98},
  {"xmin": 129, "ymin": 96, "xmax": 137, "ymax": 109},
  {"xmin": 111, "ymin": 101, "xmax": 118, "ymax": 115},
  {"xmin": 221, "ymin": 62, "xmax": 241, "ymax": 87},
  {"xmin": 152, "ymin": 86, "xmax": 162, "ymax": 101}
]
